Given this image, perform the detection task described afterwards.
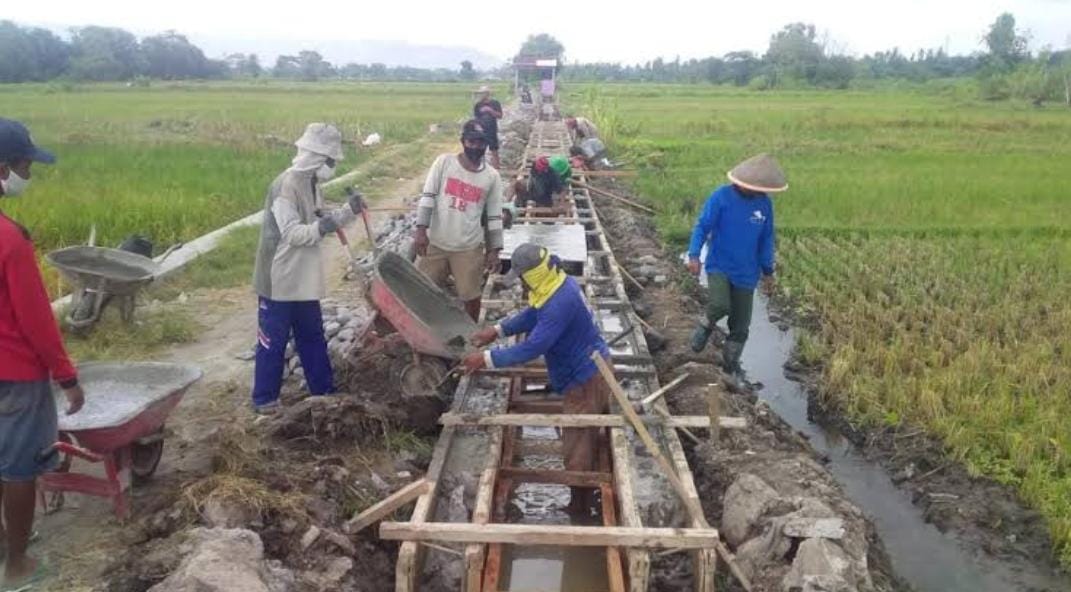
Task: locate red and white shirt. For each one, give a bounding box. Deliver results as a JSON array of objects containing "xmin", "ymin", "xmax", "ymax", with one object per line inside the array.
[{"xmin": 417, "ymin": 154, "xmax": 504, "ymax": 252}]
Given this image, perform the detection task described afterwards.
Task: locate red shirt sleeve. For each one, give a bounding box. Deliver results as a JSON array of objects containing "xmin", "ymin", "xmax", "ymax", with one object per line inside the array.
[{"xmin": 5, "ymin": 238, "xmax": 78, "ymax": 386}]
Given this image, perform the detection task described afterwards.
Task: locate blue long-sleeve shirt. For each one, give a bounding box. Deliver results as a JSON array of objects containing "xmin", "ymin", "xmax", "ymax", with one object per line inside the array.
[
  {"xmin": 688, "ymin": 184, "xmax": 775, "ymax": 290},
  {"xmin": 488, "ymin": 276, "xmax": 610, "ymax": 393}
]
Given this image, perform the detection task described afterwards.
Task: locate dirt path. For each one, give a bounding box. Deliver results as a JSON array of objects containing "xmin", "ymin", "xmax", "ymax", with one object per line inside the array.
[{"xmin": 30, "ymin": 140, "xmax": 453, "ymax": 592}]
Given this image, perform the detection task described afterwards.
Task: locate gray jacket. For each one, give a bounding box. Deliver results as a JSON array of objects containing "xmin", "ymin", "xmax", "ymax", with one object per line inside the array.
[{"xmin": 253, "ymin": 169, "xmax": 352, "ymax": 301}]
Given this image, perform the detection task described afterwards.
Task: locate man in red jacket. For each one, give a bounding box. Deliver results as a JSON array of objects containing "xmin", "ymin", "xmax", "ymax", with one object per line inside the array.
[{"xmin": 0, "ymin": 118, "xmax": 84, "ymax": 589}]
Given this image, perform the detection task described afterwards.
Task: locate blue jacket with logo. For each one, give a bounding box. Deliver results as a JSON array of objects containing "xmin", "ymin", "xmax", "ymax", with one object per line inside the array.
[
  {"xmin": 688, "ymin": 184, "xmax": 775, "ymax": 290},
  {"xmin": 488, "ymin": 276, "xmax": 609, "ymax": 393}
]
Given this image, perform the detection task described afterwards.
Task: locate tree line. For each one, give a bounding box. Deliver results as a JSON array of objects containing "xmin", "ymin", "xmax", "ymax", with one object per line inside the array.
[{"xmin": 1, "ymin": 15, "xmax": 1068, "ymax": 104}]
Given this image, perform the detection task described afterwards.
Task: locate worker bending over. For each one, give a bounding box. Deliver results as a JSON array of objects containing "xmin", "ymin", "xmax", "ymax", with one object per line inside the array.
[
  {"xmin": 463, "ymin": 243, "xmax": 611, "ymax": 513},
  {"xmin": 413, "ymin": 120, "xmax": 504, "ymax": 321},
  {"xmin": 251, "ymin": 123, "xmax": 365, "ymax": 413},
  {"xmin": 687, "ymin": 153, "xmax": 787, "ymax": 375},
  {"xmin": 513, "ymin": 154, "xmax": 571, "ymax": 215}
]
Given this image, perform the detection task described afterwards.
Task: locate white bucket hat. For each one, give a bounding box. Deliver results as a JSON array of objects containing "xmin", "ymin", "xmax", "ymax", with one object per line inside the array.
[
  {"xmin": 476, "ymin": 85, "xmax": 492, "ymax": 93},
  {"xmin": 727, "ymin": 153, "xmax": 787, "ymax": 193},
  {"xmin": 294, "ymin": 123, "xmax": 345, "ymax": 161}
]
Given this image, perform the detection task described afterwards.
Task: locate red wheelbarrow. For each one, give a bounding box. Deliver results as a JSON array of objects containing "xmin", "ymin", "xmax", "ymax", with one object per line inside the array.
[
  {"xmin": 366, "ymin": 251, "xmax": 479, "ymax": 395},
  {"xmin": 38, "ymin": 362, "xmax": 203, "ymax": 519}
]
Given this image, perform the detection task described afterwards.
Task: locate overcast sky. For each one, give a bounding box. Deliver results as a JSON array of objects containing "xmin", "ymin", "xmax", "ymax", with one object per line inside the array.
[{"xmin": 10, "ymin": 0, "xmax": 1071, "ymax": 64}]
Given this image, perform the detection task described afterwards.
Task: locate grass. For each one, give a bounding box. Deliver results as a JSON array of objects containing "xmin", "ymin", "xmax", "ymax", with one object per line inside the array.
[{"xmin": 570, "ymin": 84, "xmax": 1071, "ymax": 566}]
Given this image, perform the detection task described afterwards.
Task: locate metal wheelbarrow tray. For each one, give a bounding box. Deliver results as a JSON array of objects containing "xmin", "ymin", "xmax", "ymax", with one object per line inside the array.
[
  {"xmin": 369, "ymin": 250, "xmax": 478, "ymax": 360},
  {"xmin": 39, "ymin": 362, "xmax": 203, "ymax": 519},
  {"xmin": 45, "ymin": 246, "xmax": 159, "ymax": 327}
]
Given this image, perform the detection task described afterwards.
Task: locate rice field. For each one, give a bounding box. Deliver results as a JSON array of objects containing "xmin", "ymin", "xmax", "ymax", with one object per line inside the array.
[
  {"xmin": 568, "ymin": 84, "xmax": 1071, "ymax": 565},
  {"xmin": 0, "ymin": 81, "xmax": 490, "ymax": 254}
]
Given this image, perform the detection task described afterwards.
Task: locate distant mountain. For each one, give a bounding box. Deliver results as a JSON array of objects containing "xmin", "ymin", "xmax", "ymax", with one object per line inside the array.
[{"xmin": 192, "ymin": 36, "xmax": 505, "ymax": 70}]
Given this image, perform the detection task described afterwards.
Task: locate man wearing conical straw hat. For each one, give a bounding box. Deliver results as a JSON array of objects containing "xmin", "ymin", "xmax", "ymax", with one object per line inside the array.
[{"xmin": 686, "ymin": 153, "xmax": 787, "ymax": 375}]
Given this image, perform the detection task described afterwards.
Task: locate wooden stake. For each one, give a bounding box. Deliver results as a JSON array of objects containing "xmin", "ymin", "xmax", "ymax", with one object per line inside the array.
[
  {"xmin": 707, "ymin": 384, "xmax": 721, "ymax": 445},
  {"xmin": 439, "ymin": 412, "xmax": 746, "ymax": 430},
  {"xmin": 380, "ymin": 522, "xmax": 721, "ymax": 548}
]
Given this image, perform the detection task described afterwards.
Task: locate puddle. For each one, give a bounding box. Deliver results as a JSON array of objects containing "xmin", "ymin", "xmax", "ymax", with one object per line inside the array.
[{"xmin": 741, "ymin": 295, "xmax": 1069, "ymax": 592}]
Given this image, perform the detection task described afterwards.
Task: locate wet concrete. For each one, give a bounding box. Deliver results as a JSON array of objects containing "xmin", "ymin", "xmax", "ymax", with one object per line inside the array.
[
  {"xmin": 56, "ymin": 362, "xmax": 203, "ymax": 431},
  {"xmin": 742, "ymin": 295, "xmax": 1069, "ymax": 592}
]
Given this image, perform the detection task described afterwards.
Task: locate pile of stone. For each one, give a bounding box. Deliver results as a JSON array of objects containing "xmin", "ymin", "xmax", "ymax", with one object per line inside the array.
[
  {"xmin": 722, "ymin": 471, "xmax": 875, "ymax": 592},
  {"xmin": 282, "ymin": 301, "xmax": 370, "ymax": 385},
  {"xmin": 624, "ymin": 253, "xmax": 671, "ymax": 288}
]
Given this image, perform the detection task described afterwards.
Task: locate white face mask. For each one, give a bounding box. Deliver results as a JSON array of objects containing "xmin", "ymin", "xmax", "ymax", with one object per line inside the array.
[
  {"xmin": 0, "ymin": 169, "xmax": 30, "ymax": 197},
  {"xmin": 315, "ymin": 163, "xmax": 336, "ymax": 181}
]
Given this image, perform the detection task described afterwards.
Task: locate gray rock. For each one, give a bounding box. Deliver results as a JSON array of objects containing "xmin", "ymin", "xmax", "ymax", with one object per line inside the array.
[
  {"xmin": 323, "ymin": 529, "xmax": 357, "ymax": 555},
  {"xmin": 148, "ymin": 528, "xmax": 293, "ymax": 592},
  {"xmin": 338, "ymin": 329, "xmax": 355, "ymax": 343},
  {"xmin": 324, "ymin": 321, "xmax": 342, "ymax": 338},
  {"xmin": 202, "ymin": 498, "xmax": 255, "ymax": 529},
  {"xmin": 300, "ymin": 525, "xmax": 321, "ymax": 551},
  {"xmin": 337, "ymin": 310, "xmax": 353, "ymax": 325},
  {"xmin": 781, "ymin": 538, "xmax": 852, "ymax": 592},
  {"xmin": 285, "ymin": 341, "xmax": 295, "ymax": 358},
  {"xmin": 307, "ymin": 556, "xmax": 353, "ymax": 589},
  {"xmin": 288, "ymin": 356, "xmax": 300, "ymax": 371},
  {"xmin": 783, "ymin": 517, "xmax": 846, "ymax": 540},
  {"xmin": 722, "ymin": 473, "xmax": 781, "ymax": 547}
]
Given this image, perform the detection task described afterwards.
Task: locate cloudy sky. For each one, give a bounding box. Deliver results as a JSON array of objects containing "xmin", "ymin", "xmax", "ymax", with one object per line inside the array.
[{"xmin": 10, "ymin": 0, "xmax": 1071, "ymax": 65}]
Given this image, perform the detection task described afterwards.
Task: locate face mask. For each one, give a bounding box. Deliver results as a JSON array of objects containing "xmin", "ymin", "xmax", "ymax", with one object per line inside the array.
[
  {"xmin": 0, "ymin": 169, "xmax": 30, "ymax": 197},
  {"xmin": 464, "ymin": 146, "xmax": 487, "ymax": 163},
  {"xmin": 315, "ymin": 163, "xmax": 336, "ymax": 181}
]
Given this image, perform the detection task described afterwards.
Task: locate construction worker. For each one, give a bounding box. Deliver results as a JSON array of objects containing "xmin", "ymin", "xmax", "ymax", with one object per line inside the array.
[
  {"xmin": 251, "ymin": 123, "xmax": 365, "ymax": 413},
  {"xmin": 0, "ymin": 118, "xmax": 85, "ymax": 590},
  {"xmin": 473, "ymin": 85, "xmax": 503, "ymax": 169},
  {"xmin": 687, "ymin": 153, "xmax": 787, "ymax": 375},
  {"xmin": 513, "ymin": 154, "xmax": 571, "ymax": 213},
  {"xmin": 463, "ymin": 243, "xmax": 610, "ymax": 513},
  {"xmin": 565, "ymin": 116, "xmax": 598, "ymax": 143},
  {"xmin": 413, "ymin": 119, "xmax": 504, "ymax": 321}
]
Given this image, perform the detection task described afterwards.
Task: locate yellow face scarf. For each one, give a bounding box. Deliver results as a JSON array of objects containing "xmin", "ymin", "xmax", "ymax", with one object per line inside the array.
[{"xmin": 521, "ymin": 249, "xmax": 567, "ymax": 309}]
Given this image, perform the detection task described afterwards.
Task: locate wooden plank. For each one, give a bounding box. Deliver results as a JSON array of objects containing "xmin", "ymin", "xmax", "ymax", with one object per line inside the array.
[
  {"xmin": 464, "ymin": 427, "xmax": 504, "ymax": 592},
  {"xmin": 482, "ymin": 425, "xmax": 517, "ymax": 592},
  {"xmin": 380, "ymin": 522, "xmax": 720, "ymax": 548},
  {"xmin": 345, "ymin": 479, "xmax": 432, "ymax": 534},
  {"xmin": 440, "ymin": 413, "xmax": 746, "ymax": 430},
  {"xmin": 707, "ymin": 384, "xmax": 721, "ymax": 445},
  {"xmin": 498, "ymin": 467, "xmax": 612, "ymax": 488},
  {"xmin": 640, "ymin": 374, "xmax": 690, "ymax": 408}
]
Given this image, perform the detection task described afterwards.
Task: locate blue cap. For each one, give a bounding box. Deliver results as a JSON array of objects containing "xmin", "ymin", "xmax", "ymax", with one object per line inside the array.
[{"xmin": 0, "ymin": 119, "xmax": 56, "ymax": 165}]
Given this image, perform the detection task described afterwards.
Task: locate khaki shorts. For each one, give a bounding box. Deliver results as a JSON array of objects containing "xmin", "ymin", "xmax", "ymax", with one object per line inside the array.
[{"xmin": 417, "ymin": 244, "xmax": 486, "ymax": 301}]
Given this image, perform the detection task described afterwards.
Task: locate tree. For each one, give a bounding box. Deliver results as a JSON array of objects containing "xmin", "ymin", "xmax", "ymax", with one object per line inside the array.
[
  {"xmin": 0, "ymin": 21, "xmax": 70, "ymax": 82},
  {"xmin": 298, "ymin": 50, "xmax": 332, "ymax": 81},
  {"xmin": 518, "ymin": 33, "xmax": 564, "ymax": 61},
  {"xmin": 273, "ymin": 54, "xmax": 301, "ymax": 78},
  {"xmin": 460, "ymin": 59, "xmax": 476, "ymax": 81},
  {"xmin": 765, "ymin": 23, "xmax": 824, "ymax": 85},
  {"xmin": 140, "ymin": 31, "xmax": 212, "ymax": 79},
  {"xmin": 69, "ymin": 26, "xmax": 142, "ymax": 81},
  {"xmin": 983, "ymin": 12, "xmax": 1029, "ymax": 72}
]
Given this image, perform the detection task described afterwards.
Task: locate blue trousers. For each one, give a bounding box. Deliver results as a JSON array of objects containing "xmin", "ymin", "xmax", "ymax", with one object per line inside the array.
[{"xmin": 252, "ymin": 297, "xmax": 334, "ymax": 406}]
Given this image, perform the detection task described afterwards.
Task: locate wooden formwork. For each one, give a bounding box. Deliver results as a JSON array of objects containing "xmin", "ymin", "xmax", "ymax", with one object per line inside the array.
[{"xmin": 391, "ymin": 111, "xmax": 730, "ymax": 592}]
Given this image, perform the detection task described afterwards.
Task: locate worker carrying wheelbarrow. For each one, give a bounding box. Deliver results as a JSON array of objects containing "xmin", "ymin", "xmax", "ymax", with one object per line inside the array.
[
  {"xmin": 251, "ymin": 123, "xmax": 366, "ymax": 413},
  {"xmin": 0, "ymin": 118, "xmax": 85, "ymax": 590},
  {"xmin": 687, "ymin": 153, "xmax": 787, "ymax": 376},
  {"xmin": 462, "ymin": 243, "xmax": 611, "ymax": 514}
]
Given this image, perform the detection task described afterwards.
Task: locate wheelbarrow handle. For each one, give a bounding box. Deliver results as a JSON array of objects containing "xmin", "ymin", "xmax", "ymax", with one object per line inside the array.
[{"xmin": 37, "ymin": 441, "xmax": 105, "ymax": 465}]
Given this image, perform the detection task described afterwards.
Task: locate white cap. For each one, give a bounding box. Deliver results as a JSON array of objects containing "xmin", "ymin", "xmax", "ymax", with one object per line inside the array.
[
  {"xmin": 477, "ymin": 85, "xmax": 492, "ymax": 93},
  {"xmin": 294, "ymin": 123, "xmax": 345, "ymax": 161}
]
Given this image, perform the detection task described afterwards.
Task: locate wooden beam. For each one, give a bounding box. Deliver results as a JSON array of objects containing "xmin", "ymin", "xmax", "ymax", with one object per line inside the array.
[
  {"xmin": 640, "ymin": 374, "xmax": 690, "ymax": 408},
  {"xmin": 707, "ymin": 384, "xmax": 721, "ymax": 445},
  {"xmin": 380, "ymin": 522, "xmax": 720, "ymax": 549},
  {"xmin": 345, "ymin": 479, "xmax": 432, "ymax": 534},
  {"xmin": 498, "ymin": 467, "xmax": 612, "ymax": 488},
  {"xmin": 465, "ymin": 426, "xmax": 504, "ymax": 592},
  {"xmin": 440, "ymin": 413, "xmax": 746, "ymax": 430}
]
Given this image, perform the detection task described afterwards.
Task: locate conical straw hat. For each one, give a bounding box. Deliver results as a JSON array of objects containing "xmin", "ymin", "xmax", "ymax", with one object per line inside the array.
[{"xmin": 727, "ymin": 153, "xmax": 788, "ymax": 193}]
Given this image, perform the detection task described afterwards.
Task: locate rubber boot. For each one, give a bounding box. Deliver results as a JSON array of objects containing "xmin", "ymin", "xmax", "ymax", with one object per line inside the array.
[
  {"xmin": 690, "ymin": 323, "xmax": 714, "ymax": 353},
  {"xmin": 721, "ymin": 340, "xmax": 744, "ymax": 375}
]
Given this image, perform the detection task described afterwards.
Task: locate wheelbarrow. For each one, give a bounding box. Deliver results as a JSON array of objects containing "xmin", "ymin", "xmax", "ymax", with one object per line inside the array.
[
  {"xmin": 45, "ymin": 246, "xmax": 160, "ymax": 330},
  {"xmin": 38, "ymin": 362, "xmax": 203, "ymax": 519},
  {"xmin": 366, "ymin": 250, "xmax": 478, "ymax": 396}
]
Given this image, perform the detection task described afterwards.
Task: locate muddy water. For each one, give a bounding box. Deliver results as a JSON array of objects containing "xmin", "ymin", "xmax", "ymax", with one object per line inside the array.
[
  {"xmin": 502, "ymin": 426, "xmax": 611, "ymax": 591},
  {"xmin": 743, "ymin": 295, "xmax": 1069, "ymax": 592}
]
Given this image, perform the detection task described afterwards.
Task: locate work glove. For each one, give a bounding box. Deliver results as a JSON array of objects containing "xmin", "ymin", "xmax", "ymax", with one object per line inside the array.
[
  {"xmin": 318, "ymin": 215, "xmax": 340, "ymax": 236},
  {"xmin": 345, "ymin": 187, "xmax": 366, "ymax": 215}
]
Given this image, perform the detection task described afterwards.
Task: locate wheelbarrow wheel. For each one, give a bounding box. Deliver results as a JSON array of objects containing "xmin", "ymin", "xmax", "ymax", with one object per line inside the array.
[
  {"xmin": 131, "ymin": 433, "xmax": 164, "ymax": 484},
  {"xmin": 397, "ymin": 357, "xmax": 449, "ymax": 399}
]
